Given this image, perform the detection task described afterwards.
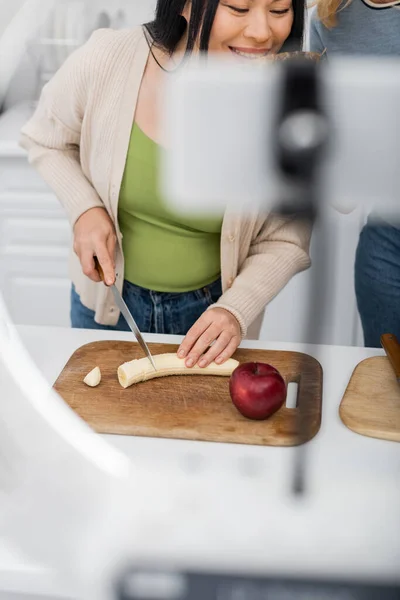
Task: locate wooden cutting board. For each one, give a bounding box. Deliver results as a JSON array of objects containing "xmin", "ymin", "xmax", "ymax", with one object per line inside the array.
[
  {"xmin": 340, "ymin": 356, "xmax": 400, "ymax": 442},
  {"xmin": 53, "ymin": 341, "xmax": 323, "ymax": 447}
]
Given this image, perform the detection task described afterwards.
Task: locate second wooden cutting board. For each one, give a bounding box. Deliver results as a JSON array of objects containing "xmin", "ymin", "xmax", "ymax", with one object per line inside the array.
[
  {"xmin": 53, "ymin": 341, "xmax": 323, "ymax": 447},
  {"xmin": 340, "ymin": 356, "xmax": 400, "ymax": 442}
]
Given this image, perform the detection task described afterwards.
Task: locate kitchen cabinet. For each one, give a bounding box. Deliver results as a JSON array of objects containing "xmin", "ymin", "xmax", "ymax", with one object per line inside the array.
[{"xmin": 0, "ymin": 104, "xmax": 72, "ymax": 327}]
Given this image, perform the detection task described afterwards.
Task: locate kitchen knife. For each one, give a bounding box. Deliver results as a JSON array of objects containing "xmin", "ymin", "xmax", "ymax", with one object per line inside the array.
[
  {"xmin": 380, "ymin": 333, "xmax": 400, "ymax": 384},
  {"xmin": 94, "ymin": 257, "xmax": 157, "ymax": 371}
]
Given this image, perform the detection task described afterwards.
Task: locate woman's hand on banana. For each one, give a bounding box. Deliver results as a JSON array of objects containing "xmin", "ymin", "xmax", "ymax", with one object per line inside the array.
[
  {"xmin": 178, "ymin": 307, "xmax": 241, "ymax": 368},
  {"xmin": 73, "ymin": 207, "xmax": 117, "ymax": 285}
]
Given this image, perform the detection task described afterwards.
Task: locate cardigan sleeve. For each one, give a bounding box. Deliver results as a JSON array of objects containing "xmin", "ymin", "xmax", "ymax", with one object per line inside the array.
[{"xmin": 213, "ymin": 215, "xmax": 312, "ymax": 337}]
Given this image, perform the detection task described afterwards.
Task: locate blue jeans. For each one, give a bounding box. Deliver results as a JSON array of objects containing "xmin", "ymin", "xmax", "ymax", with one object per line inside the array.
[
  {"xmin": 355, "ymin": 217, "xmax": 400, "ymax": 348},
  {"xmin": 70, "ymin": 278, "xmax": 222, "ymax": 335}
]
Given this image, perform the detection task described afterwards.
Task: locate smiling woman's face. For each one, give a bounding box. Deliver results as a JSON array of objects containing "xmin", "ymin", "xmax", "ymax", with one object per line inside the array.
[{"xmin": 207, "ymin": 0, "xmax": 294, "ymax": 58}]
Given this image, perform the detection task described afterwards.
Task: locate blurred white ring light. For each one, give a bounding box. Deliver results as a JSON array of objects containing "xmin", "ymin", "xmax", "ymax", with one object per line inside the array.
[
  {"xmin": 0, "ymin": 290, "xmax": 133, "ymax": 598},
  {"xmin": 0, "ymin": 0, "xmax": 55, "ymax": 106}
]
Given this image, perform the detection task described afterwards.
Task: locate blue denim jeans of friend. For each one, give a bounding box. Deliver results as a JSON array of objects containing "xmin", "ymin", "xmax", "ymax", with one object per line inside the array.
[
  {"xmin": 355, "ymin": 216, "xmax": 400, "ymax": 348},
  {"xmin": 70, "ymin": 278, "xmax": 222, "ymax": 335}
]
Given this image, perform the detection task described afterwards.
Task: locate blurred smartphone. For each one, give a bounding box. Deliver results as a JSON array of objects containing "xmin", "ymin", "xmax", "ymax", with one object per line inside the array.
[{"xmin": 161, "ymin": 56, "xmax": 400, "ymax": 222}]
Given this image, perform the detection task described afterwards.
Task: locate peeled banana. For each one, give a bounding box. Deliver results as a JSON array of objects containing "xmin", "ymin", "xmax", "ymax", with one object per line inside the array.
[
  {"xmin": 118, "ymin": 353, "xmax": 239, "ymax": 389},
  {"xmin": 83, "ymin": 366, "xmax": 101, "ymax": 387}
]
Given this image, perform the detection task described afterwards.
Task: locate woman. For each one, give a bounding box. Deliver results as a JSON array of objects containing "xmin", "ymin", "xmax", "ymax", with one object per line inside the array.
[
  {"xmin": 310, "ymin": 0, "xmax": 400, "ymax": 347},
  {"xmin": 20, "ymin": 0, "xmax": 312, "ymax": 368}
]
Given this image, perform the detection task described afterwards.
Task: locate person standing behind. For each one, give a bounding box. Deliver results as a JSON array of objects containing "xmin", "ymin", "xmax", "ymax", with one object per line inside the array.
[{"xmin": 309, "ymin": 0, "xmax": 400, "ymax": 347}]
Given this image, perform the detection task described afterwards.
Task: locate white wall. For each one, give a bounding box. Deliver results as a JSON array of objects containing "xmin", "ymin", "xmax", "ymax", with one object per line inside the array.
[
  {"xmin": 1, "ymin": 0, "xmax": 157, "ymax": 110},
  {"xmin": 0, "ymin": 0, "xmax": 58, "ymax": 108},
  {"xmin": 0, "ymin": 0, "xmax": 27, "ymax": 37},
  {"xmin": 0, "ymin": 0, "xmax": 156, "ymax": 37}
]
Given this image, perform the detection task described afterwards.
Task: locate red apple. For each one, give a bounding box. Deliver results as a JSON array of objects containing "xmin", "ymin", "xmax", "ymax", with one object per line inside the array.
[{"xmin": 229, "ymin": 362, "xmax": 286, "ymax": 420}]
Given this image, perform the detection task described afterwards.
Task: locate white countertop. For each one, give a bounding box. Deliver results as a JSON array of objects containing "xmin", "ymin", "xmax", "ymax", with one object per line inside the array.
[{"xmin": 1, "ymin": 325, "xmax": 400, "ymax": 596}]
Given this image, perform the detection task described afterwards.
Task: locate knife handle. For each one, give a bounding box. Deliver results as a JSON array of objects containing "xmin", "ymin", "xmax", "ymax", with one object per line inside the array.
[
  {"xmin": 93, "ymin": 256, "xmax": 105, "ymax": 282},
  {"xmin": 380, "ymin": 333, "xmax": 400, "ymax": 379}
]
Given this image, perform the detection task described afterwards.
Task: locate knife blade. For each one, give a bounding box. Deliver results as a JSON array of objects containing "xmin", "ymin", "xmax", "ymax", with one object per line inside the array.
[
  {"xmin": 380, "ymin": 333, "xmax": 400, "ymax": 384},
  {"xmin": 94, "ymin": 257, "xmax": 157, "ymax": 371}
]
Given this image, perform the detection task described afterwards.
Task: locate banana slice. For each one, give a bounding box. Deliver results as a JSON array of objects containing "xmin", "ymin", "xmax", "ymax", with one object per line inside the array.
[
  {"xmin": 118, "ymin": 353, "xmax": 239, "ymax": 389},
  {"xmin": 83, "ymin": 366, "xmax": 101, "ymax": 387}
]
